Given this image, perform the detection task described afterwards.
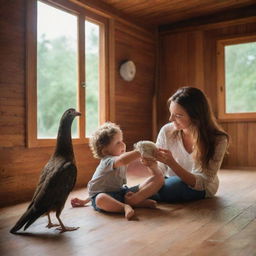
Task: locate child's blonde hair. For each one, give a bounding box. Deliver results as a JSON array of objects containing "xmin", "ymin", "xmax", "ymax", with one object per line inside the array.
[{"xmin": 89, "ymin": 122, "xmax": 122, "ymax": 159}]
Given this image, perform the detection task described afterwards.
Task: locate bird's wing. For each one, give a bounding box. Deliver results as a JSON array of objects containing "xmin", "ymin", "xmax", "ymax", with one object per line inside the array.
[
  {"xmin": 26, "ymin": 159, "xmax": 56, "ymax": 209},
  {"xmin": 31, "ymin": 161, "xmax": 77, "ymax": 212}
]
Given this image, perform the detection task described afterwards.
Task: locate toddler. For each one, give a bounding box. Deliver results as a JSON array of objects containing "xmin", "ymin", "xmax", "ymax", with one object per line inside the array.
[{"xmin": 71, "ymin": 122, "xmax": 164, "ymax": 220}]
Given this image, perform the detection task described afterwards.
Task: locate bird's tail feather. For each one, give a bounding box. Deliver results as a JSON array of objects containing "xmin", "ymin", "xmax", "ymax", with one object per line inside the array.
[
  {"xmin": 10, "ymin": 208, "xmax": 42, "ymax": 234},
  {"xmin": 23, "ymin": 213, "xmax": 42, "ymax": 231}
]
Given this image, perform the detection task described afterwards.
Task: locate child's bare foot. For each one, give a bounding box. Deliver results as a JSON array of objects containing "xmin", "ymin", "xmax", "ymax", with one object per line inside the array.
[
  {"xmin": 124, "ymin": 204, "xmax": 135, "ymax": 220},
  {"xmin": 71, "ymin": 197, "xmax": 90, "ymax": 207},
  {"xmin": 136, "ymin": 199, "xmax": 157, "ymax": 208}
]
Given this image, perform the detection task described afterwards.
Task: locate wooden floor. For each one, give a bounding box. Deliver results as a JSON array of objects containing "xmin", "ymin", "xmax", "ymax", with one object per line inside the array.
[{"xmin": 1, "ymin": 167, "xmax": 256, "ymax": 256}]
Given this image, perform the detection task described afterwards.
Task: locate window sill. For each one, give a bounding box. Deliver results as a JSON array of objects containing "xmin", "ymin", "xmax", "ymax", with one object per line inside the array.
[
  {"xmin": 217, "ymin": 112, "xmax": 256, "ymax": 123},
  {"xmin": 26, "ymin": 137, "xmax": 89, "ymax": 148}
]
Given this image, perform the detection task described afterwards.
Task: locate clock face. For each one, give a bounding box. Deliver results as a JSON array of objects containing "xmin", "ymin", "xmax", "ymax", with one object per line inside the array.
[{"xmin": 120, "ymin": 60, "xmax": 136, "ymax": 81}]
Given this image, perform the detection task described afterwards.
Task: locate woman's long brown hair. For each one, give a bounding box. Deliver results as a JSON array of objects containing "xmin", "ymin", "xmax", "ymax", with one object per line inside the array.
[{"xmin": 168, "ymin": 87, "xmax": 229, "ymax": 168}]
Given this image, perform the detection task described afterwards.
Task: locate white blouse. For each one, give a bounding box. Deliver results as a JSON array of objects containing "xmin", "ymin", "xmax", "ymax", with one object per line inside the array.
[{"xmin": 156, "ymin": 123, "xmax": 228, "ymax": 198}]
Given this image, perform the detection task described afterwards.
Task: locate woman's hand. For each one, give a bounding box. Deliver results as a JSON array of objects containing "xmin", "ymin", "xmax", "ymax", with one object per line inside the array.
[
  {"xmin": 156, "ymin": 148, "xmax": 196, "ymax": 187},
  {"xmin": 155, "ymin": 148, "xmax": 175, "ymax": 166}
]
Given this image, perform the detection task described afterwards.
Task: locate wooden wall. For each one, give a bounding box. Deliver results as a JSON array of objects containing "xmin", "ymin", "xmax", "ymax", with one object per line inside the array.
[
  {"xmin": 157, "ymin": 19, "xmax": 256, "ymax": 168},
  {"xmin": 0, "ymin": 0, "xmax": 155, "ymax": 206},
  {"xmin": 114, "ymin": 22, "xmax": 156, "ymax": 148},
  {"xmin": 1, "ymin": 1, "xmax": 254, "ymax": 207}
]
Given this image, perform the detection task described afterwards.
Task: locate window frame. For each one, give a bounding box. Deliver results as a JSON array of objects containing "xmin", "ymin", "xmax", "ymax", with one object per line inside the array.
[
  {"xmin": 26, "ymin": 0, "xmax": 109, "ymax": 147},
  {"xmin": 217, "ymin": 34, "xmax": 256, "ymax": 122}
]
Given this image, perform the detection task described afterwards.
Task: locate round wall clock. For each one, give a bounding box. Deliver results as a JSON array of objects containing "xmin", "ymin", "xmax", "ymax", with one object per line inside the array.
[{"xmin": 119, "ymin": 60, "xmax": 136, "ymax": 82}]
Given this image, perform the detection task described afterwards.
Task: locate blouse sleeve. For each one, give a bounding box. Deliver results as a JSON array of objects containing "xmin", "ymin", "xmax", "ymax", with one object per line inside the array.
[
  {"xmin": 156, "ymin": 126, "xmax": 166, "ymax": 148},
  {"xmin": 192, "ymin": 136, "xmax": 228, "ymax": 191},
  {"xmin": 156, "ymin": 125, "xmax": 169, "ymax": 176}
]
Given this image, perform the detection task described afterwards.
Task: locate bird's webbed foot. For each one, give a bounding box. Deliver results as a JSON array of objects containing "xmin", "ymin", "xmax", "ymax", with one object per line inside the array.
[{"xmin": 56, "ymin": 226, "xmax": 79, "ymax": 233}]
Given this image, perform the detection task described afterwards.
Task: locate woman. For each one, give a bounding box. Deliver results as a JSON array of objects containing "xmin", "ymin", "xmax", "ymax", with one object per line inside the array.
[
  {"xmin": 152, "ymin": 86, "xmax": 229, "ymax": 202},
  {"xmin": 126, "ymin": 86, "xmax": 229, "ymax": 204}
]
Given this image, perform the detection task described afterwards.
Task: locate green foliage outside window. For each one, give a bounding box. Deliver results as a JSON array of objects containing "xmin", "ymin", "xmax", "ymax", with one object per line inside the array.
[
  {"xmin": 37, "ymin": 1, "xmax": 100, "ymax": 139},
  {"xmin": 225, "ymin": 42, "xmax": 256, "ymax": 113},
  {"xmin": 37, "ymin": 35, "xmax": 78, "ymax": 138},
  {"xmin": 85, "ymin": 21, "xmax": 100, "ymax": 137}
]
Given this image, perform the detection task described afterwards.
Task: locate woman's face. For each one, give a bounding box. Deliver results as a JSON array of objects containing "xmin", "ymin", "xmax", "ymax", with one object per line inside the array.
[
  {"xmin": 104, "ymin": 131, "xmax": 126, "ymax": 156},
  {"xmin": 169, "ymin": 101, "xmax": 192, "ymax": 131}
]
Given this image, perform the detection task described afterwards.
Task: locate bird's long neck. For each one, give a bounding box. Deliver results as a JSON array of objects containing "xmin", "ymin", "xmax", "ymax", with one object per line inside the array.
[{"xmin": 54, "ymin": 121, "xmax": 74, "ymax": 160}]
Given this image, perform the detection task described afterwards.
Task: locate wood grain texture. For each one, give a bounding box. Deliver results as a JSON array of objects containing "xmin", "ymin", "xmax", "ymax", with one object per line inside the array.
[
  {"xmin": 0, "ymin": 144, "xmax": 98, "ymax": 206},
  {"xmin": 0, "ymin": 169, "xmax": 256, "ymax": 256},
  {"xmin": 0, "ymin": 0, "xmax": 25, "ymax": 84},
  {"xmin": 157, "ymin": 31, "xmax": 205, "ymax": 129},
  {"xmin": 102, "ymin": 0, "xmax": 256, "ymax": 27},
  {"xmin": 0, "ymin": 0, "xmax": 26, "ymax": 148},
  {"xmin": 0, "ymin": 0, "xmax": 255, "ymax": 210},
  {"xmin": 114, "ymin": 21, "xmax": 155, "ymax": 150},
  {"xmin": 158, "ymin": 20, "xmax": 256, "ymax": 168}
]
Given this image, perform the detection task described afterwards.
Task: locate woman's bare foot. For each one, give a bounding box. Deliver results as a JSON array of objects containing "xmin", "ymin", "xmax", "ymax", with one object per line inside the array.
[
  {"xmin": 71, "ymin": 197, "xmax": 90, "ymax": 207},
  {"xmin": 125, "ymin": 191, "xmax": 147, "ymax": 206},
  {"xmin": 124, "ymin": 204, "xmax": 135, "ymax": 220}
]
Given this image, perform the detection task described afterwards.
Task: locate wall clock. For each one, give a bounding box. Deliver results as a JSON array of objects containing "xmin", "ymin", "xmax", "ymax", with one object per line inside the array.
[{"xmin": 119, "ymin": 60, "xmax": 136, "ymax": 82}]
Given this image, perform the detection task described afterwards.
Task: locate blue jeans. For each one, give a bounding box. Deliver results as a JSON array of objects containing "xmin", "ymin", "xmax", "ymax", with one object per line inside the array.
[
  {"xmin": 91, "ymin": 185, "xmax": 139, "ymax": 212},
  {"xmin": 151, "ymin": 176, "xmax": 205, "ymax": 203}
]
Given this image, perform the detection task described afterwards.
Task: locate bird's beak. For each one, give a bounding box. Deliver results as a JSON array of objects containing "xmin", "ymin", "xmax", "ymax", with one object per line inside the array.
[{"xmin": 74, "ymin": 111, "xmax": 81, "ymax": 116}]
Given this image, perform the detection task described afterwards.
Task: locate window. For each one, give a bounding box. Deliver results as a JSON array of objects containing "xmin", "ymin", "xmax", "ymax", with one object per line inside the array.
[
  {"xmin": 217, "ymin": 35, "xmax": 256, "ymax": 121},
  {"xmin": 85, "ymin": 21, "xmax": 100, "ymax": 137},
  {"xmin": 26, "ymin": 0, "xmax": 109, "ymax": 147}
]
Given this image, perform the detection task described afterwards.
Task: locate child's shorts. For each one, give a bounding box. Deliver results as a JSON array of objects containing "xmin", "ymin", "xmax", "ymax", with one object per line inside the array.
[{"xmin": 91, "ymin": 185, "xmax": 139, "ymax": 212}]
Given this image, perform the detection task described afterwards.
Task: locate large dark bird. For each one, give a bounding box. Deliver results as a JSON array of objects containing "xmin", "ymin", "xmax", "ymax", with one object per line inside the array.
[{"xmin": 10, "ymin": 108, "xmax": 81, "ymax": 234}]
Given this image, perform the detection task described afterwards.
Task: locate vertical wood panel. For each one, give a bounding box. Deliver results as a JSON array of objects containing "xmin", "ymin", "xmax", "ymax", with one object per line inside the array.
[
  {"xmin": 194, "ymin": 31, "xmax": 204, "ymax": 91},
  {"xmin": 158, "ymin": 30, "xmax": 205, "ymax": 130},
  {"xmin": 114, "ymin": 21, "xmax": 155, "ymax": 149},
  {"xmin": 226, "ymin": 123, "xmax": 237, "ymax": 167},
  {"xmin": 248, "ymin": 122, "xmax": 256, "ymax": 166},
  {"xmin": 237, "ymin": 123, "xmax": 248, "ymax": 166},
  {"xmin": 0, "ymin": 0, "xmax": 26, "ymax": 148},
  {"xmin": 158, "ymin": 33, "xmax": 188, "ymax": 130},
  {"xmin": 203, "ymin": 30, "xmax": 218, "ymax": 115},
  {"xmin": 108, "ymin": 19, "xmax": 116, "ymax": 122}
]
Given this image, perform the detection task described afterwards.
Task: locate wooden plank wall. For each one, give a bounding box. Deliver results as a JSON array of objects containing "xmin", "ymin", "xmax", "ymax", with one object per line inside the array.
[
  {"xmin": 158, "ymin": 20, "xmax": 256, "ymax": 168},
  {"xmin": 0, "ymin": 0, "xmax": 155, "ymax": 207},
  {"xmin": 114, "ymin": 22, "xmax": 156, "ymax": 149}
]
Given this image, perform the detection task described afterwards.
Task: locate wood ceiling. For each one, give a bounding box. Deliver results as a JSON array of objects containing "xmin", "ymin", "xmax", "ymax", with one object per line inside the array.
[{"xmin": 100, "ymin": 0, "xmax": 256, "ymax": 27}]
